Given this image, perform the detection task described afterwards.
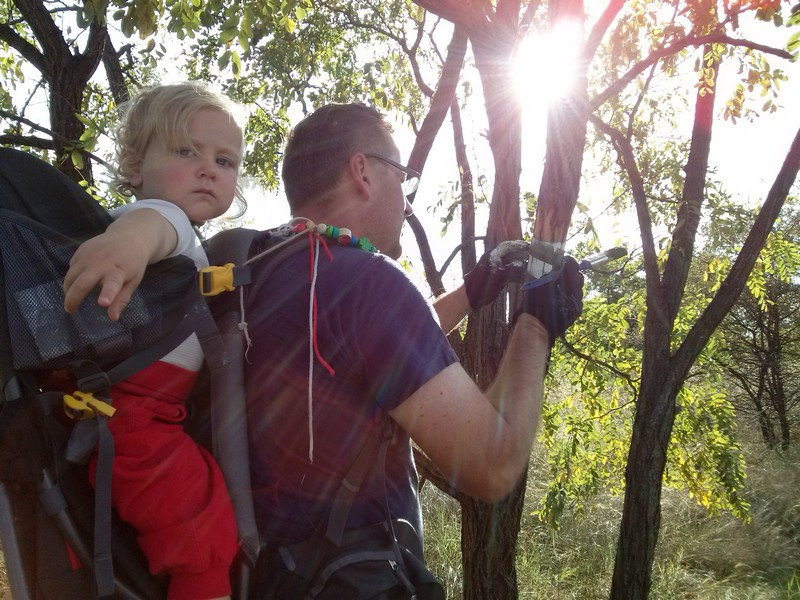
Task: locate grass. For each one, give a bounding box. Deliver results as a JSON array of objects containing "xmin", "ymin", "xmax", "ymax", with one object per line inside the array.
[
  {"xmin": 421, "ymin": 436, "xmax": 800, "ymax": 599},
  {"xmin": 2, "ymin": 437, "xmax": 798, "ymax": 599}
]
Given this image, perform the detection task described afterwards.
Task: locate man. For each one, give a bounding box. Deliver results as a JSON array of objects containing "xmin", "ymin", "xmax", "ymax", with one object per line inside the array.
[{"xmin": 243, "ymin": 103, "xmax": 583, "ymax": 594}]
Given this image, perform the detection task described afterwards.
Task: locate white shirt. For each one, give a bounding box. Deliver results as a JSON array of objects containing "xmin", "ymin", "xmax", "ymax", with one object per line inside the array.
[{"xmin": 111, "ymin": 199, "xmax": 205, "ymax": 371}]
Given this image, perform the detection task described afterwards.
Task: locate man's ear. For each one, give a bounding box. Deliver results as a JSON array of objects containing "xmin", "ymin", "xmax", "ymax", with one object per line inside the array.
[{"xmin": 347, "ymin": 152, "xmax": 371, "ymax": 199}]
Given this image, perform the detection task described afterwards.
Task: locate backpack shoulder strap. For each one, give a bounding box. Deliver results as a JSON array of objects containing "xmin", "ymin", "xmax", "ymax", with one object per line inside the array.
[{"xmin": 324, "ymin": 418, "xmax": 393, "ymax": 546}]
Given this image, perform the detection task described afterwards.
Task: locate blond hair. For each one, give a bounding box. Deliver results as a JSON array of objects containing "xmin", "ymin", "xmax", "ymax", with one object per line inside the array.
[{"xmin": 112, "ymin": 82, "xmax": 247, "ymax": 214}]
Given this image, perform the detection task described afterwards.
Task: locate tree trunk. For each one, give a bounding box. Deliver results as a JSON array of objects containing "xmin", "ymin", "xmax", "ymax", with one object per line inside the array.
[
  {"xmin": 767, "ymin": 304, "xmax": 791, "ymax": 448},
  {"xmin": 611, "ymin": 43, "xmax": 720, "ymax": 599},
  {"xmin": 460, "ymin": 478, "xmax": 526, "ymax": 600},
  {"xmin": 611, "ymin": 335, "xmax": 678, "ymax": 598}
]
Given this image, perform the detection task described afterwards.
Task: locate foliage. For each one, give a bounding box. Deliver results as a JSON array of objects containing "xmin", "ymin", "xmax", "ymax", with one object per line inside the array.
[
  {"xmin": 418, "ymin": 436, "xmax": 800, "ymax": 597},
  {"xmin": 3, "ymin": 0, "xmax": 800, "ymax": 597}
]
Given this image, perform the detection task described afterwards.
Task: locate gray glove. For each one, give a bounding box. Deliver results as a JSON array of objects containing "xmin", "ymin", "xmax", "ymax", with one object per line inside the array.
[
  {"xmin": 463, "ymin": 241, "xmax": 529, "ymax": 309},
  {"xmin": 515, "ymin": 256, "xmax": 584, "ymax": 346}
]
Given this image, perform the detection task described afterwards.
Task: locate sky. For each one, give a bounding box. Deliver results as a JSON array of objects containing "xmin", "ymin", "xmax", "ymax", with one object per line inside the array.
[
  {"xmin": 239, "ymin": 14, "xmax": 799, "ymax": 297},
  {"xmin": 9, "ymin": 7, "xmax": 797, "ymax": 294}
]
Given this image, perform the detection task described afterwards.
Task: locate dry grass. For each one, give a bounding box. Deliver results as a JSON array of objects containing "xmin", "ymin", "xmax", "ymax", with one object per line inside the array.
[
  {"xmin": 2, "ymin": 438, "xmax": 797, "ymax": 599},
  {"xmin": 421, "ymin": 437, "xmax": 800, "ymax": 599}
]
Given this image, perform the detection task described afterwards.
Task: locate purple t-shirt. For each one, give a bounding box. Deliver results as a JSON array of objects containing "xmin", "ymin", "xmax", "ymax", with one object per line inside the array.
[{"xmin": 243, "ymin": 238, "xmax": 458, "ymax": 549}]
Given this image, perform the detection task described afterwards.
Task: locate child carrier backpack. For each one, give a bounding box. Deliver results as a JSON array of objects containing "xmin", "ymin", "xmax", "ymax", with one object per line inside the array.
[
  {"xmin": 0, "ymin": 148, "xmax": 260, "ymax": 599},
  {"xmin": 0, "ymin": 147, "xmax": 443, "ymax": 600}
]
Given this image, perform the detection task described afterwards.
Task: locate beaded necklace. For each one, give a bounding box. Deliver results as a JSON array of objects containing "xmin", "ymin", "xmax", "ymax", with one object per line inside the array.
[
  {"xmin": 289, "ymin": 218, "xmax": 378, "ymax": 253},
  {"xmin": 257, "ymin": 217, "xmax": 377, "ymax": 462}
]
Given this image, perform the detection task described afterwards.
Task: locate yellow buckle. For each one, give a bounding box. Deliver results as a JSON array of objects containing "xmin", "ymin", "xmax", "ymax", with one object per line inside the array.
[
  {"xmin": 63, "ymin": 391, "xmax": 116, "ymax": 421},
  {"xmin": 198, "ymin": 264, "xmax": 236, "ymax": 296}
]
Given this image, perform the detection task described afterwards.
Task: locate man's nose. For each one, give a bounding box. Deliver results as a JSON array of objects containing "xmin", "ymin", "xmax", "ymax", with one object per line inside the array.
[{"xmin": 404, "ymin": 198, "xmax": 414, "ymax": 218}]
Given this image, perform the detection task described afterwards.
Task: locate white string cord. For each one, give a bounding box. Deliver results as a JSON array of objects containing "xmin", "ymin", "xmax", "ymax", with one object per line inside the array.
[
  {"xmin": 307, "ymin": 235, "xmax": 322, "ymax": 463},
  {"xmin": 236, "ymin": 219, "xmax": 308, "ymax": 356},
  {"xmin": 238, "ymin": 286, "xmax": 252, "ymax": 360}
]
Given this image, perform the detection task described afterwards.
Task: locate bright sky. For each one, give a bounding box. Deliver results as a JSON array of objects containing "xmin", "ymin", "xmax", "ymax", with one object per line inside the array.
[
  {"xmin": 385, "ymin": 15, "xmax": 800, "ymax": 290},
  {"xmin": 11, "ymin": 9, "xmax": 796, "ymax": 292}
]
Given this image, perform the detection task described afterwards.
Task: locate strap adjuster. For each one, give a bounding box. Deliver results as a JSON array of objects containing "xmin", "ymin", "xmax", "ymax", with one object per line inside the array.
[{"xmin": 63, "ymin": 391, "xmax": 116, "ymax": 421}]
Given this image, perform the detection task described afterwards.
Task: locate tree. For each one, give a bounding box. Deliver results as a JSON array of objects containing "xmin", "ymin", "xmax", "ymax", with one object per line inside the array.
[
  {"xmin": 1, "ymin": 0, "xmax": 116, "ymax": 182},
  {"xmin": 714, "ymin": 212, "xmax": 800, "ymax": 449},
  {"xmin": 4, "ymin": 1, "xmax": 800, "ymax": 598}
]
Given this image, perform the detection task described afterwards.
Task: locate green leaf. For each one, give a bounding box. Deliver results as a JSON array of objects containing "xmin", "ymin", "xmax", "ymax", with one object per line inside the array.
[
  {"xmin": 71, "ymin": 151, "xmax": 84, "ymax": 170},
  {"xmin": 788, "ymin": 31, "xmax": 800, "ymax": 52}
]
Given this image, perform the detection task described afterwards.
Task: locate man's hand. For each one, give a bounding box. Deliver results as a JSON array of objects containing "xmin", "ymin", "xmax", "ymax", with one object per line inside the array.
[
  {"xmin": 516, "ymin": 256, "xmax": 584, "ymax": 346},
  {"xmin": 463, "ymin": 240, "xmax": 529, "ymax": 309}
]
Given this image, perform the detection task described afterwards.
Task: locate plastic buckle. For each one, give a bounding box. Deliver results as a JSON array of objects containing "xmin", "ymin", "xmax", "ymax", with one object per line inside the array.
[
  {"xmin": 198, "ymin": 263, "xmax": 236, "ymax": 296},
  {"xmin": 63, "ymin": 391, "xmax": 116, "ymax": 421}
]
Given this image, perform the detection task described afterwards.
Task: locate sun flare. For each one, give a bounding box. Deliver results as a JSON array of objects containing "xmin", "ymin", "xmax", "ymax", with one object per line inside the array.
[{"xmin": 512, "ymin": 20, "xmax": 584, "ymax": 110}]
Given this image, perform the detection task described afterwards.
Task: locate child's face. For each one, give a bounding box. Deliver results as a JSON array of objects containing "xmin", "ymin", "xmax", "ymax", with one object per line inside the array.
[{"xmin": 129, "ymin": 108, "xmax": 242, "ymax": 223}]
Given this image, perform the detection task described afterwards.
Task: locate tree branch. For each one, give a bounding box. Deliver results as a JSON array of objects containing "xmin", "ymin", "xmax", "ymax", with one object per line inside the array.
[
  {"xmin": 406, "ymin": 26, "xmax": 469, "ymax": 295},
  {"xmin": 0, "ymin": 21, "xmax": 47, "ymax": 72},
  {"xmin": 592, "ymin": 33, "xmax": 793, "ymax": 110},
  {"xmin": 0, "ymin": 134, "xmax": 54, "ymax": 150},
  {"xmin": 585, "ymin": 0, "xmax": 626, "ymax": 60},
  {"xmin": 675, "ymin": 126, "xmax": 800, "ymax": 378},
  {"xmin": 588, "ymin": 114, "xmax": 664, "ymax": 313},
  {"xmin": 0, "ymin": 109, "xmax": 113, "ymax": 169},
  {"xmin": 413, "ymin": 0, "xmax": 489, "ymax": 35},
  {"xmin": 661, "ymin": 45, "xmax": 719, "ymax": 325}
]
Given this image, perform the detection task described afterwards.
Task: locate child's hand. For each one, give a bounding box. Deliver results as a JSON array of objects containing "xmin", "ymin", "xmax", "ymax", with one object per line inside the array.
[{"xmin": 63, "ymin": 231, "xmax": 151, "ymax": 321}]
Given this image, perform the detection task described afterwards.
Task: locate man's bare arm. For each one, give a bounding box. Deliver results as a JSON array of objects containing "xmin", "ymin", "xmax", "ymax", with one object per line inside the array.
[
  {"xmin": 432, "ymin": 284, "xmax": 471, "ymax": 334},
  {"xmin": 389, "ymin": 315, "xmax": 549, "ymax": 502}
]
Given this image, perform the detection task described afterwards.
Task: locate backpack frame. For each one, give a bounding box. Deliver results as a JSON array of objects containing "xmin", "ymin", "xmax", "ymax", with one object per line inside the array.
[{"xmin": 0, "ymin": 148, "xmax": 259, "ymax": 599}]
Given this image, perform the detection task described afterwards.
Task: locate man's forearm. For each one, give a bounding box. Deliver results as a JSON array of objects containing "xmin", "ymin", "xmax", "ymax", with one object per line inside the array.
[
  {"xmin": 484, "ymin": 314, "xmax": 550, "ymax": 482},
  {"xmin": 433, "ymin": 284, "xmax": 471, "ymax": 333}
]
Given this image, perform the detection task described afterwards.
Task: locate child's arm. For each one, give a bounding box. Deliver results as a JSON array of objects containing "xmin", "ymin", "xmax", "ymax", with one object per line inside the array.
[{"xmin": 63, "ymin": 208, "xmax": 179, "ymax": 321}]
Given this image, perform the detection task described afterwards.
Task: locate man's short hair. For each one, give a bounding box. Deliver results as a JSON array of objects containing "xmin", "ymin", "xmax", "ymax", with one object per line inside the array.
[{"xmin": 282, "ymin": 103, "xmax": 394, "ymax": 212}]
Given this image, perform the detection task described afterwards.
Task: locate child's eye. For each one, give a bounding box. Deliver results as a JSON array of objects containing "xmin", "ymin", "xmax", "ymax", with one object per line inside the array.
[
  {"xmin": 176, "ymin": 147, "xmax": 194, "ymax": 157},
  {"xmin": 216, "ymin": 156, "xmax": 237, "ymax": 168}
]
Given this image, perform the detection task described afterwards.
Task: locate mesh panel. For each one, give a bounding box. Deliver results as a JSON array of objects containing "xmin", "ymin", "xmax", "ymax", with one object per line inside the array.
[{"xmin": 1, "ymin": 214, "xmax": 171, "ymax": 371}]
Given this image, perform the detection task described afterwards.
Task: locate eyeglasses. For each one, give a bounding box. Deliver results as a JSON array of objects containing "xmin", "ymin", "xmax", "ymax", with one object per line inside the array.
[{"xmin": 364, "ymin": 153, "xmax": 420, "ymax": 198}]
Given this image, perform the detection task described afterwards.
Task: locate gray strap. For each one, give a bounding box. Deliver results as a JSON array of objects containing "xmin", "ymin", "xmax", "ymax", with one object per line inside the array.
[{"xmin": 324, "ymin": 419, "xmax": 392, "ymax": 546}]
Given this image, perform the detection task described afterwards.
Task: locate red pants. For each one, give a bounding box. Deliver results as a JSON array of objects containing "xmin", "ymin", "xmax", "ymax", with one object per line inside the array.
[{"xmin": 89, "ymin": 361, "xmax": 238, "ymax": 600}]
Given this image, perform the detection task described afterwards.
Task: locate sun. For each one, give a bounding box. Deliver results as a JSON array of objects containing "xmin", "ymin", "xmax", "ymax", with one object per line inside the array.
[{"xmin": 512, "ymin": 20, "xmax": 584, "ymax": 110}]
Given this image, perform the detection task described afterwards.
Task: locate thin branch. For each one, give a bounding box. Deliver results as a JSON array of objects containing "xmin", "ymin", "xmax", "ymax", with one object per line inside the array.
[
  {"xmin": 438, "ymin": 236, "xmax": 487, "ymax": 279},
  {"xmin": 592, "ymin": 33, "xmax": 793, "ymax": 110},
  {"xmin": 589, "ymin": 113, "xmax": 663, "ymax": 306},
  {"xmin": 0, "ymin": 109, "xmax": 114, "ymax": 169},
  {"xmin": 560, "ymin": 336, "xmax": 641, "ymax": 402}
]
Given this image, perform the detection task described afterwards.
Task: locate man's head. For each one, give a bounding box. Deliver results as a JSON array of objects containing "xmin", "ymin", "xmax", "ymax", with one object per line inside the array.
[{"xmin": 282, "ymin": 103, "xmax": 416, "ymax": 259}]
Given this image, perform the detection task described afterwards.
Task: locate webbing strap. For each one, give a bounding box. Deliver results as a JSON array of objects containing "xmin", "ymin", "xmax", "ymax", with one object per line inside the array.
[
  {"xmin": 324, "ymin": 419, "xmax": 392, "ymax": 547},
  {"xmin": 92, "ymin": 408, "xmax": 115, "ymax": 597},
  {"xmin": 211, "ymin": 310, "xmax": 260, "ymax": 567}
]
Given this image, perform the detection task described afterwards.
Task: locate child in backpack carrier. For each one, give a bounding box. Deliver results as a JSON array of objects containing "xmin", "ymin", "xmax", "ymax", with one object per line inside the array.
[{"xmin": 62, "ymin": 82, "xmax": 245, "ymax": 600}]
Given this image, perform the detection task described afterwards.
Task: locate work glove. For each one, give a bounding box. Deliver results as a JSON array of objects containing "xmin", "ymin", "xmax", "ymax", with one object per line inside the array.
[
  {"xmin": 515, "ymin": 256, "xmax": 584, "ymax": 347},
  {"xmin": 463, "ymin": 240, "xmax": 529, "ymax": 309}
]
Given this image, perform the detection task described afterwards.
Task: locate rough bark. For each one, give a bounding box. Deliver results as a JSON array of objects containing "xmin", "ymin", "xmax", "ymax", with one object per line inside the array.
[{"xmin": 10, "ymin": 0, "xmax": 108, "ymax": 182}]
